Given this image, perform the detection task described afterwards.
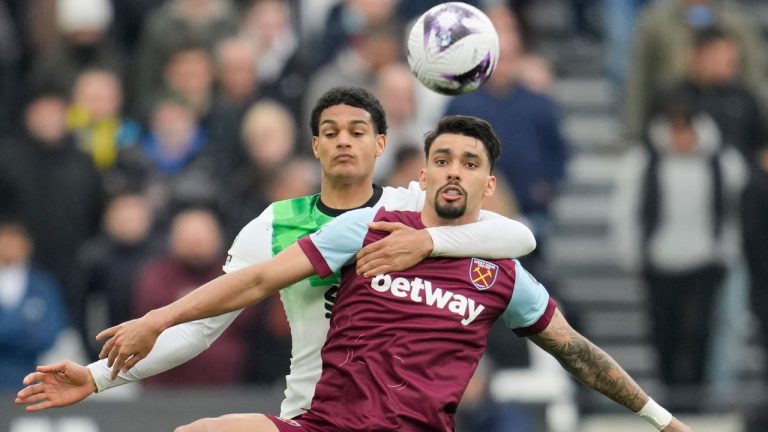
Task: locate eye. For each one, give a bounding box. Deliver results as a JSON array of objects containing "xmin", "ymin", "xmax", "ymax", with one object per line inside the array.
[
  {"xmin": 352, "ymin": 130, "xmax": 365, "ymax": 137},
  {"xmin": 434, "ymin": 158, "xmax": 448, "ymax": 166},
  {"xmin": 465, "ymin": 161, "xmax": 479, "ymax": 168},
  {"xmin": 323, "ymin": 131, "xmax": 337, "ymax": 138}
]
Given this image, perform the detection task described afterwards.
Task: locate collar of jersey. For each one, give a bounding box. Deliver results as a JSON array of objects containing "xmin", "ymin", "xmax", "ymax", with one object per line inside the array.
[{"xmin": 316, "ymin": 184, "xmax": 384, "ymax": 217}]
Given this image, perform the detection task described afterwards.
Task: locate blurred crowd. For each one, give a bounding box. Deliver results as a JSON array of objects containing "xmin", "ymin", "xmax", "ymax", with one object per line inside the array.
[{"xmin": 1, "ymin": 0, "xmax": 767, "ymax": 429}]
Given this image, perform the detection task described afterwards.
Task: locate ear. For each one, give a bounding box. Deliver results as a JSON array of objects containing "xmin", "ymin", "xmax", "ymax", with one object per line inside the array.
[
  {"xmin": 418, "ymin": 167, "xmax": 427, "ymax": 190},
  {"xmin": 311, "ymin": 136, "xmax": 320, "ymax": 159},
  {"xmin": 483, "ymin": 175, "xmax": 496, "ymax": 198},
  {"xmin": 375, "ymin": 134, "xmax": 387, "ymax": 157}
]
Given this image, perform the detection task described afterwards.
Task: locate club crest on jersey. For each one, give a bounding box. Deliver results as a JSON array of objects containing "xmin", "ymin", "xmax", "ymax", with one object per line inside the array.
[{"xmin": 469, "ymin": 258, "xmax": 498, "ymax": 290}]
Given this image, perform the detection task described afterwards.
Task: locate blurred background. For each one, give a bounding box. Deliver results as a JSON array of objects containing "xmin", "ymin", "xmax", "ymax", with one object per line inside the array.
[{"xmin": 1, "ymin": 0, "xmax": 767, "ymax": 431}]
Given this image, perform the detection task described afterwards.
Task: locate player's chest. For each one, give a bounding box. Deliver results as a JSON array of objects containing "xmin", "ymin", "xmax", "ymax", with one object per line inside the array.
[{"xmin": 338, "ymin": 257, "xmax": 513, "ymax": 328}]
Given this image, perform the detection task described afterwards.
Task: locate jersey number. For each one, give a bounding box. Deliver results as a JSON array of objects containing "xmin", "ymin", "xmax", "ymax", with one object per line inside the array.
[{"xmin": 324, "ymin": 285, "xmax": 339, "ymax": 318}]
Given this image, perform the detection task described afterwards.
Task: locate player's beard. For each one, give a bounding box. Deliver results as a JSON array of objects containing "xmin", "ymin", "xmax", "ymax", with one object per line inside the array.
[{"xmin": 434, "ymin": 183, "xmax": 467, "ymax": 220}]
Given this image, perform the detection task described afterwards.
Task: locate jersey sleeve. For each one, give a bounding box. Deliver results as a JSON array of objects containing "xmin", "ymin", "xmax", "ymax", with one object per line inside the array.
[
  {"xmin": 87, "ymin": 310, "xmax": 243, "ymax": 391},
  {"xmin": 297, "ymin": 207, "xmax": 379, "ymax": 278},
  {"xmin": 501, "ymin": 260, "xmax": 556, "ymax": 336},
  {"xmin": 223, "ymin": 205, "xmax": 275, "ymax": 273},
  {"xmin": 427, "ymin": 212, "xmax": 536, "ymax": 259}
]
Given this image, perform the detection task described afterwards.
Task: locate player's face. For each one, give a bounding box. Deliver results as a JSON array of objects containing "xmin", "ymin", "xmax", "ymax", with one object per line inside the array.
[
  {"xmin": 420, "ymin": 133, "xmax": 496, "ymax": 223},
  {"xmin": 312, "ymin": 104, "xmax": 386, "ymax": 183}
]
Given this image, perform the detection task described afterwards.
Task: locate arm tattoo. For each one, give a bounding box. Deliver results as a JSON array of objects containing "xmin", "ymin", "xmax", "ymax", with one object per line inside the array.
[{"xmin": 529, "ymin": 309, "xmax": 647, "ymax": 412}]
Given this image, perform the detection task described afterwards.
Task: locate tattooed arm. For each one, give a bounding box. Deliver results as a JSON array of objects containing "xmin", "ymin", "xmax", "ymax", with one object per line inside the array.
[{"xmin": 528, "ymin": 309, "xmax": 691, "ymax": 431}]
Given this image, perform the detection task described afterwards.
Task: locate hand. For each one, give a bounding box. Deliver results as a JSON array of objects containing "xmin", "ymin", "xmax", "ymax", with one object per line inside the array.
[
  {"xmin": 15, "ymin": 360, "xmax": 97, "ymax": 411},
  {"xmin": 356, "ymin": 221, "xmax": 433, "ymax": 277},
  {"xmin": 662, "ymin": 418, "xmax": 692, "ymax": 431},
  {"xmin": 96, "ymin": 313, "xmax": 164, "ymax": 379}
]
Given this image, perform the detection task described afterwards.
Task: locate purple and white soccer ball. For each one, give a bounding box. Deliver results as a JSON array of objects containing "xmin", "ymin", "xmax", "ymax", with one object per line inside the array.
[{"xmin": 407, "ymin": 2, "xmax": 499, "ymax": 96}]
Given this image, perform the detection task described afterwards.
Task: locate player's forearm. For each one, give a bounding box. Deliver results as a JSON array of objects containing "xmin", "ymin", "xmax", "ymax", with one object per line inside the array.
[
  {"xmin": 529, "ymin": 311, "xmax": 647, "ymax": 412},
  {"xmin": 429, "ymin": 215, "xmax": 536, "ymax": 258},
  {"xmin": 88, "ymin": 311, "xmax": 241, "ymax": 391}
]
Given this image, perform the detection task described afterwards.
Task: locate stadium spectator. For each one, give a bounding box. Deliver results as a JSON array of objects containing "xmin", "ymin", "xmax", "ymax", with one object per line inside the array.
[
  {"xmin": 206, "ymin": 37, "xmax": 262, "ymax": 177},
  {"xmin": 153, "ymin": 43, "xmax": 216, "ymax": 123},
  {"xmin": 132, "ymin": 208, "xmax": 257, "ymax": 387},
  {"xmin": 218, "ymin": 100, "xmax": 298, "ymax": 241},
  {"xmin": 373, "ymin": 62, "xmax": 424, "ymax": 183},
  {"xmin": 238, "ymin": 0, "xmax": 310, "ymax": 119},
  {"xmin": 311, "ymin": 0, "xmax": 399, "ymax": 70},
  {"xmin": 67, "ymin": 68, "xmax": 141, "ymax": 171},
  {"xmin": 0, "ymin": 90, "xmax": 104, "ymax": 316},
  {"xmin": 611, "ymin": 93, "xmax": 747, "ymax": 410},
  {"xmin": 138, "ymin": 92, "xmax": 219, "ymax": 226},
  {"xmin": 0, "ymin": 215, "xmax": 68, "ymax": 390},
  {"xmin": 30, "ymin": 0, "xmax": 123, "ymax": 98},
  {"xmin": 656, "ymin": 27, "xmax": 766, "ymax": 161},
  {"xmin": 133, "ymin": 0, "xmax": 238, "ymax": 108},
  {"xmin": 73, "ymin": 192, "xmax": 160, "ymax": 360},
  {"xmin": 624, "ymin": 0, "xmax": 767, "ymax": 141}
]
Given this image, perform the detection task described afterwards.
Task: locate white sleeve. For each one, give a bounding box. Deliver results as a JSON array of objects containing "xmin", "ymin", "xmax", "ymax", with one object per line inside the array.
[
  {"xmin": 87, "ymin": 312, "xmax": 242, "ymax": 392},
  {"xmin": 426, "ymin": 210, "xmax": 536, "ymax": 259},
  {"xmin": 87, "ymin": 207, "xmax": 277, "ymax": 392}
]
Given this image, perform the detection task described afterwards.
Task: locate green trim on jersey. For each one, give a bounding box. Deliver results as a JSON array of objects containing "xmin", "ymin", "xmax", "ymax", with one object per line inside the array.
[{"xmin": 271, "ymin": 194, "xmax": 339, "ymax": 286}]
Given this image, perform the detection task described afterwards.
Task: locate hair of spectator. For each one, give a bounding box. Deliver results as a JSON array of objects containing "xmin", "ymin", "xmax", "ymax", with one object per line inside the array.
[{"xmin": 692, "ymin": 26, "xmax": 733, "ymax": 51}]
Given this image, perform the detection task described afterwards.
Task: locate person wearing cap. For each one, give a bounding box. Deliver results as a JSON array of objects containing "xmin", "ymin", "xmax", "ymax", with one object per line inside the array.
[{"xmin": 30, "ymin": 0, "xmax": 124, "ymax": 97}]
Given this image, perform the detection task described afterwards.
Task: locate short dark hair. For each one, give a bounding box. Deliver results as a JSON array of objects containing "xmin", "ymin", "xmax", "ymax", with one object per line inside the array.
[
  {"xmin": 0, "ymin": 212, "xmax": 31, "ymax": 238},
  {"xmin": 309, "ymin": 87, "xmax": 388, "ymax": 137},
  {"xmin": 693, "ymin": 26, "xmax": 733, "ymax": 51},
  {"xmin": 423, "ymin": 115, "xmax": 501, "ymax": 172}
]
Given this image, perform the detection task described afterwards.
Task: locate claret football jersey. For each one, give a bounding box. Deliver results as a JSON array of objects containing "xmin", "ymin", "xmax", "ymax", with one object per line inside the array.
[
  {"xmin": 224, "ymin": 184, "xmax": 426, "ymax": 418},
  {"xmin": 297, "ymin": 208, "xmax": 555, "ymax": 431}
]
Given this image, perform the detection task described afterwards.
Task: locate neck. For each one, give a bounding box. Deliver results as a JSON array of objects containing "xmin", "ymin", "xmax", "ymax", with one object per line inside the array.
[{"xmin": 319, "ymin": 175, "xmax": 377, "ymax": 209}]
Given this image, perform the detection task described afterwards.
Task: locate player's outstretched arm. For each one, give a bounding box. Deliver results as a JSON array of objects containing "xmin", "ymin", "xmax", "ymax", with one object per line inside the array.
[
  {"xmin": 355, "ymin": 215, "xmax": 536, "ymax": 277},
  {"xmin": 528, "ymin": 309, "xmax": 691, "ymax": 431},
  {"xmin": 96, "ymin": 244, "xmax": 315, "ymax": 379},
  {"xmin": 15, "ymin": 360, "xmax": 96, "ymax": 411}
]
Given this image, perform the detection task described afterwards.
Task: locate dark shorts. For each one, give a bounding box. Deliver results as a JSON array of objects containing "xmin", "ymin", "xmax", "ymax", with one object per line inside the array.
[{"xmin": 266, "ymin": 413, "xmax": 331, "ymax": 432}]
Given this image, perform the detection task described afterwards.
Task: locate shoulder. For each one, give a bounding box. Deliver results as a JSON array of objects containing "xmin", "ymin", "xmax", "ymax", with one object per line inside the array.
[
  {"xmin": 372, "ymin": 208, "xmax": 421, "ymax": 224},
  {"xmin": 234, "ymin": 204, "xmax": 276, "ymax": 240}
]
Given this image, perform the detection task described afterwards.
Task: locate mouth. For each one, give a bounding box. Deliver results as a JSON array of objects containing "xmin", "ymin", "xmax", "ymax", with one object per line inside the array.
[
  {"xmin": 334, "ymin": 153, "xmax": 355, "ymax": 163},
  {"xmin": 438, "ymin": 183, "xmax": 465, "ymax": 202}
]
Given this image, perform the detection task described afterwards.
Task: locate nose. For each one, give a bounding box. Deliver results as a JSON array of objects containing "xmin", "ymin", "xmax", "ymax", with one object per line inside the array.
[
  {"xmin": 447, "ymin": 160, "xmax": 462, "ymax": 181},
  {"xmin": 336, "ymin": 130, "xmax": 353, "ymax": 149}
]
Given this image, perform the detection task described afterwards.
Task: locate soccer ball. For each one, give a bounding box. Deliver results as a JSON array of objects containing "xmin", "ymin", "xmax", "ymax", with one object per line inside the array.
[{"xmin": 407, "ymin": 2, "xmax": 499, "ymax": 95}]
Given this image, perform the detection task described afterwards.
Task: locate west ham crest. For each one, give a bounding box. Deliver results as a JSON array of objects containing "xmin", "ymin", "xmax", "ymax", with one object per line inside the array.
[{"xmin": 469, "ymin": 258, "xmax": 498, "ymax": 290}]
